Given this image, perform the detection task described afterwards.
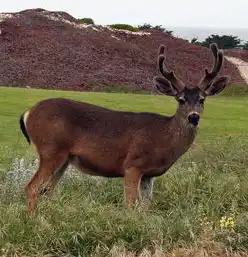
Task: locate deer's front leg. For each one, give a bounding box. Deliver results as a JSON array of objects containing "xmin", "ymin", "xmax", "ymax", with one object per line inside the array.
[{"xmin": 124, "ymin": 167, "xmax": 142, "ymax": 207}]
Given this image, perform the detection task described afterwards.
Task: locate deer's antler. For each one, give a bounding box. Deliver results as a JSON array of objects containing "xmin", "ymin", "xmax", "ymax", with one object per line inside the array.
[
  {"xmin": 198, "ymin": 43, "xmax": 224, "ymax": 90},
  {"xmin": 158, "ymin": 45, "xmax": 185, "ymax": 92}
]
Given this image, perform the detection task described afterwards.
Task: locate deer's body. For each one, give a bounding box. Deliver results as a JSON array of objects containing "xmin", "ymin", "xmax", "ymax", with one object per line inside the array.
[
  {"xmin": 20, "ymin": 43, "xmax": 230, "ymax": 215},
  {"xmin": 24, "ymin": 97, "xmax": 196, "ymax": 178}
]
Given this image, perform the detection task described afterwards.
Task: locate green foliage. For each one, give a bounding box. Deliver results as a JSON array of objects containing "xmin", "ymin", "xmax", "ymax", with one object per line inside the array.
[
  {"xmin": 138, "ymin": 23, "xmax": 173, "ymax": 35},
  {"xmin": 242, "ymin": 41, "xmax": 248, "ymax": 50},
  {"xmin": 190, "ymin": 37, "xmax": 202, "ymax": 45},
  {"xmin": 191, "ymin": 37, "xmax": 198, "ymax": 44},
  {"xmin": 202, "ymin": 34, "xmax": 241, "ymax": 49},
  {"xmin": 191, "ymin": 34, "xmax": 241, "ymax": 49},
  {"xmin": 109, "ymin": 24, "xmax": 139, "ymax": 32},
  {"xmin": 137, "ymin": 23, "xmax": 152, "ymax": 30},
  {"xmin": 77, "ymin": 17, "xmax": 95, "ymax": 25}
]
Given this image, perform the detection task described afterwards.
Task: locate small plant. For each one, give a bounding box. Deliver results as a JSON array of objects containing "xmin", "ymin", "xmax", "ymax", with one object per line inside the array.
[
  {"xmin": 77, "ymin": 18, "xmax": 94, "ymax": 25},
  {"xmin": 198, "ymin": 204, "xmax": 211, "ymax": 227},
  {"xmin": 219, "ymin": 215, "xmax": 235, "ymax": 231},
  {"xmin": 109, "ymin": 24, "xmax": 139, "ymax": 32}
]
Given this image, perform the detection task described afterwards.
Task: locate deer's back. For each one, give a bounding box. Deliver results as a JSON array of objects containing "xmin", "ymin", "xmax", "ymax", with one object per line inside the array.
[{"xmin": 27, "ymin": 97, "xmax": 171, "ymax": 138}]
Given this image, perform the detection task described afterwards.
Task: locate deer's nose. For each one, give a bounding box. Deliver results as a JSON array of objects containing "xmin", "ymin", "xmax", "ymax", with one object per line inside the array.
[{"xmin": 188, "ymin": 112, "xmax": 200, "ymax": 126}]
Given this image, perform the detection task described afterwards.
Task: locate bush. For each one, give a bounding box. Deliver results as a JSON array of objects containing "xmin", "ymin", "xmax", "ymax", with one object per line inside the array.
[
  {"xmin": 196, "ymin": 34, "xmax": 241, "ymax": 49},
  {"xmin": 190, "ymin": 37, "xmax": 202, "ymax": 45},
  {"xmin": 109, "ymin": 24, "xmax": 139, "ymax": 32},
  {"xmin": 138, "ymin": 23, "xmax": 173, "ymax": 35},
  {"xmin": 242, "ymin": 41, "xmax": 248, "ymax": 50},
  {"xmin": 77, "ymin": 18, "xmax": 95, "ymax": 25}
]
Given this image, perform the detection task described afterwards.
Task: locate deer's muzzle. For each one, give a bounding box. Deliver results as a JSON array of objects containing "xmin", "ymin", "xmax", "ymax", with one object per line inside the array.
[{"xmin": 188, "ymin": 112, "xmax": 200, "ymax": 127}]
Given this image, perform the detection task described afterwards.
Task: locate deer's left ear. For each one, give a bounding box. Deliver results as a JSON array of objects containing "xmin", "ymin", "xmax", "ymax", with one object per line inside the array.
[
  {"xmin": 205, "ymin": 76, "xmax": 230, "ymax": 96},
  {"xmin": 153, "ymin": 76, "xmax": 178, "ymax": 96}
]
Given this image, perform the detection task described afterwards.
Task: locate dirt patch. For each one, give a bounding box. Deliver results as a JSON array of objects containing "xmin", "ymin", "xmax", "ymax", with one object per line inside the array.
[
  {"xmin": 0, "ymin": 9, "xmax": 245, "ymax": 92},
  {"xmin": 225, "ymin": 49, "xmax": 248, "ymax": 63},
  {"xmin": 225, "ymin": 56, "xmax": 248, "ymax": 84}
]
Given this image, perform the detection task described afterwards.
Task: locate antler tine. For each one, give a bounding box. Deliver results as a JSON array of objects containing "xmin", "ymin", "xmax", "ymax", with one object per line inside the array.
[
  {"xmin": 198, "ymin": 43, "xmax": 224, "ymax": 90},
  {"xmin": 157, "ymin": 45, "xmax": 185, "ymax": 92},
  {"xmin": 207, "ymin": 43, "xmax": 223, "ymax": 76},
  {"xmin": 159, "ymin": 45, "xmax": 166, "ymax": 55}
]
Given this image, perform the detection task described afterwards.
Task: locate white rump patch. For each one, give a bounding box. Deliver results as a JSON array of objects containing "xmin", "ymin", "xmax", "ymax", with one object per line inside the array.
[{"xmin": 23, "ymin": 110, "xmax": 30, "ymax": 127}]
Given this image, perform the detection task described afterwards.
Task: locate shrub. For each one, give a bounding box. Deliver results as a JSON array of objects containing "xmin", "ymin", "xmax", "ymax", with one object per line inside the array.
[
  {"xmin": 77, "ymin": 18, "xmax": 95, "ymax": 25},
  {"xmin": 200, "ymin": 34, "xmax": 241, "ymax": 49},
  {"xmin": 190, "ymin": 37, "xmax": 202, "ymax": 45},
  {"xmin": 109, "ymin": 24, "xmax": 139, "ymax": 32},
  {"xmin": 242, "ymin": 41, "xmax": 248, "ymax": 50},
  {"xmin": 138, "ymin": 23, "xmax": 173, "ymax": 35}
]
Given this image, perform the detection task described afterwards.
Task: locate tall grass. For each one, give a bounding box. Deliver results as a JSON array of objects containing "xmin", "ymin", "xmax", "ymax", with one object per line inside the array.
[
  {"xmin": 1, "ymin": 138, "xmax": 248, "ymax": 256},
  {"xmin": 1, "ymin": 86, "xmax": 248, "ymax": 256}
]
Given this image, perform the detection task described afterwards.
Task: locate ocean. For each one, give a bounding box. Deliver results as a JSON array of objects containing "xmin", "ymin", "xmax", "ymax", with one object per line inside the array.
[{"xmin": 167, "ymin": 26, "xmax": 248, "ymax": 43}]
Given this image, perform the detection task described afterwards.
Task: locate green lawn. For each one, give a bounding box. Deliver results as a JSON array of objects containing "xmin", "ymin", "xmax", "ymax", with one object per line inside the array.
[
  {"xmin": 1, "ymin": 86, "xmax": 248, "ymax": 168},
  {"xmin": 1, "ymin": 86, "xmax": 248, "ymax": 256}
]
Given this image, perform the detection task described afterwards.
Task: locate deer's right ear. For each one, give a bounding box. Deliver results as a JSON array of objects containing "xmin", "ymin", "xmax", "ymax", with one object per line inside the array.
[{"xmin": 153, "ymin": 76, "xmax": 178, "ymax": 96}]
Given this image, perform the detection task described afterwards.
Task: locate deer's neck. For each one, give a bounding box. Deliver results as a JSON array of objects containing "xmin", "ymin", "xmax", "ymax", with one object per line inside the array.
[{"xmin": 170, "ymin": 110, "xmax": 198, "ymax": 144}]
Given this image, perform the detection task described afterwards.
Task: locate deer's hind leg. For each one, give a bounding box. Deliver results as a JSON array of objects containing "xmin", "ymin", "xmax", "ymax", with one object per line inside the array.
[
  {"xmin": 140, "ymin": 176, "xmax": 154, "ymax": 205},
  {"xmin": 25, "ymin": 150, "xmax": 69, "ymax": 216},
  {"xmin": 39, "ymin": 158, "xmax": 69, "ymax": 196}
]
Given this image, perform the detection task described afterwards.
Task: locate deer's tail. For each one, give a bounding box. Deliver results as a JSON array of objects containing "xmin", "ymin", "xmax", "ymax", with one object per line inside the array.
[{"xmin": 19, "ymin": 111, "xmax": 31, "ymax": 144}]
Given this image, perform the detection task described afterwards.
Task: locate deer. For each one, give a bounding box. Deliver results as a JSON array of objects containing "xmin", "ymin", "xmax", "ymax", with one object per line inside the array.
[{"xmin": 19, "ymin": 43, "xmax": 230, "ymax": 216}]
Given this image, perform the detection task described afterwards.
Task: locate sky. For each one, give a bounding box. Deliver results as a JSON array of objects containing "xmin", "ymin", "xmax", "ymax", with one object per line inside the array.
[{"xmin": 1, "ymin": 0, "xmax": 248, "ymax": 29}]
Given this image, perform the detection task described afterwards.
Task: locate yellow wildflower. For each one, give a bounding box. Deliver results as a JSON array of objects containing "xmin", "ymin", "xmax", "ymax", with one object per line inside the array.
[{"xmin": 219, "ymin": 215, "xmax": 235, "ymax": 229}]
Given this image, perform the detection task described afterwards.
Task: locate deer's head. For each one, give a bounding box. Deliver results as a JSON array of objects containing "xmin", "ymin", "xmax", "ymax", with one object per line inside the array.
[{"xmin": 153, "ymin": 43, "xmax": 230, "ymax": 127}]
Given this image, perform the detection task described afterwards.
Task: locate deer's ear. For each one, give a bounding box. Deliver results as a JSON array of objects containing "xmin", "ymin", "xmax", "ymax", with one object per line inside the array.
[
  {"xmin": 205, "ymin": 76, "xmax": 230, "ymax": 96},
  {"xmin": 153, "ymin": 76, "xmax": 178, "ymax": 96}
]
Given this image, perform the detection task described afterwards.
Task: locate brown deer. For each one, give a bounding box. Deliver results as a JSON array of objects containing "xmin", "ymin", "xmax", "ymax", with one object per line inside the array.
[{"xmin": 20, "ymin": 43, "xmax": 230, "ymax": 215}]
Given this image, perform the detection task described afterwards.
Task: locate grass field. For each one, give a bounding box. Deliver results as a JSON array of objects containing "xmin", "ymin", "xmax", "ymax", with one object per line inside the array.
[{"xmin": 1, "ymin": 86, "xmax": 248, "ymax": 256}]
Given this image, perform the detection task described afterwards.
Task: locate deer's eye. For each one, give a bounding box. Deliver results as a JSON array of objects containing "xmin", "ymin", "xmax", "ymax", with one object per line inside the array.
[
  {"xmin": 178, "ymin": 98, "xmax": 185, "ymax": 105},
  {"xmin": 199, "ymin": 98, "xmax": 205, "ymax": 104}
]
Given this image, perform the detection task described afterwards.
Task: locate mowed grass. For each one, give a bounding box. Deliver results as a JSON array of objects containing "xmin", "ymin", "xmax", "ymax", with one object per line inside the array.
[{"xmin": 1, "ymin": 86, "xmax": 248, "ymax": 256}]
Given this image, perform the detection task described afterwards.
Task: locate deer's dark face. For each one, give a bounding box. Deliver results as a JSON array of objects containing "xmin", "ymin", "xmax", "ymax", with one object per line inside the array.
[{"xmin": 176, "ymin": 87, "xmax": 205, "ymax": 127}]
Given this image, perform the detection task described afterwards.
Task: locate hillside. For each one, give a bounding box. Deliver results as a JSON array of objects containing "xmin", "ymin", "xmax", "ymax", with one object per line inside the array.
[{"xmin": 0, "ymin": 8, "xmax": 245, "ymax": 92}]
